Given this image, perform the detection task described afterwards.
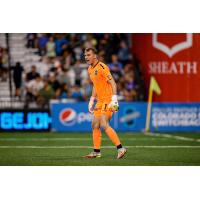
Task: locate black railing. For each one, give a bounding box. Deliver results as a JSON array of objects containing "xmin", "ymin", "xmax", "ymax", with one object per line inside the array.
[{"xmin": 5, "ymin": 33, "xmax": 13, "ymax": 101}]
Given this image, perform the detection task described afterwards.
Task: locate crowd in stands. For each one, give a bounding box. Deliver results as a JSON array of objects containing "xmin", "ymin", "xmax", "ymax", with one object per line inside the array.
[
  {"xmin": 0, "ymin": 47, "xmax": 9, "ymax": 82},
  {"xmin": 1, "ymin": 33, "xmax": 145, "ymax": 108}
]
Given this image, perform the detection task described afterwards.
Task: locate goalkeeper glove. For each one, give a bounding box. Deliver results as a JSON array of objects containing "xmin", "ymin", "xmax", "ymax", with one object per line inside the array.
[
  {"xmin": 108, "ymin": 95, "xmax": 119, "ymax": 112},
  {"xmin": 88, "ymin": 96, "xmax": 95, "ymax": 113}
]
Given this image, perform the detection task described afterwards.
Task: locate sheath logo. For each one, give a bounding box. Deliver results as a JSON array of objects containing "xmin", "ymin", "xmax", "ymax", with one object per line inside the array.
[
  {"xmin": 59, "ymin": 108, "xmax": 77, "ymax": 126},
  {"xmin": 152, "ymin": 33, "xmax": 193, "ymax": 57}
]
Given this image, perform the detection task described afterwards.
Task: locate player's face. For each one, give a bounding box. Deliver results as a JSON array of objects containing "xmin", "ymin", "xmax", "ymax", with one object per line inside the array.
[{"xmin": 84, "ymin": 51, "xmax": 96, "ymax": 65}]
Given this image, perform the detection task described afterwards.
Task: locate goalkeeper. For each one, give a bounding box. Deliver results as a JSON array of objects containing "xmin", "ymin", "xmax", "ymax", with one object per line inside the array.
[{"xmin": 83, "ymin": 48, "xmax": 127, "ymax": 159}]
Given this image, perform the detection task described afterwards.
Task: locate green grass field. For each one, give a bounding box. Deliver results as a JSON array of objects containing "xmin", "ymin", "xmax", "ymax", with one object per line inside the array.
[{"xmin": 0, "ymin": 132, "xmax": 200, "ymax": 166}]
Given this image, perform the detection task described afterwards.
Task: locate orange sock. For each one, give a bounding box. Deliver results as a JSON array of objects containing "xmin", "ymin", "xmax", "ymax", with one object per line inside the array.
[
  {"xmin": 105, "ymin": 126, "xmax": 121, "ymax": 146},
  {"xmin": 93, "ymin": 129, "xmax": 102, "ymax": 150}
]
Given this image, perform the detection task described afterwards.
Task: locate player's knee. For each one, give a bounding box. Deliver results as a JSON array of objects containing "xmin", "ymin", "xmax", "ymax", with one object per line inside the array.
[
  {"xmin": 100, "ymin": 121, "xmax": 109, "ymax": 131},
  {"xmin": 92, "ymin": 121, "xmax": 100, "ymax": 129}
]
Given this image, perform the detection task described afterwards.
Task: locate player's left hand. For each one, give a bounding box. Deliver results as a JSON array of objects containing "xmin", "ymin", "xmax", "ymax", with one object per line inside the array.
[
  {"xmin": 88, "ymin": 96, "xmax": 95, "ymax": 113},
  {"xmin": 108, "ymin": 95, "xmax": 119, "ymax": 112}
]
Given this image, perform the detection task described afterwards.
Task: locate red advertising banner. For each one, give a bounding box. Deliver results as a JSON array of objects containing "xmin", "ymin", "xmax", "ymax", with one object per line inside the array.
[{"xmin": 132, "ymin": 33, "xmax": 200, "ymax": 102}]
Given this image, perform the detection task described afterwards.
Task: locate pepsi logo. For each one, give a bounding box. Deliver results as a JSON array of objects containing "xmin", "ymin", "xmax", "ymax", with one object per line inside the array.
[{"xmin": 59, "ymin": 108, "xmax": 77, "ymax": 126}]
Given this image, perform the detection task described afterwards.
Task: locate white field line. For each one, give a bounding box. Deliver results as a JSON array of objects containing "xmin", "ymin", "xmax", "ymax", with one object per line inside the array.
[
  {"xmin": 0, "ymin": 138, "xmax": 94, "ymax": 141},
  {"xmin": 0, "ymin": 145, "xmax": 200, "ymax": 149},
  {"xmin": 0, "ymin": 138, "xmax": 168, "ymax": 141},
  {"xmin": 148, "ymin": 133, "xmax": 200, "ymax": 142}
]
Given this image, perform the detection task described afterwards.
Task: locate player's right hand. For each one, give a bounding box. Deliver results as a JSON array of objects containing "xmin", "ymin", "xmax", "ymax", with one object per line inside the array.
[
  {"xmin": 88, "ymin": 96, "xmax": 95, "ymax": 113},
  {"xmin": 108, "ymin": 95, "xmax": 119, "ymax": 112}
]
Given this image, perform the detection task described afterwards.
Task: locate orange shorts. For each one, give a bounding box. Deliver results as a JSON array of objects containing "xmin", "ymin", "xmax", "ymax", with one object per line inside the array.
[{"xmin": 94, "ymin": 101, "xmax": 113, "ymax": 119}]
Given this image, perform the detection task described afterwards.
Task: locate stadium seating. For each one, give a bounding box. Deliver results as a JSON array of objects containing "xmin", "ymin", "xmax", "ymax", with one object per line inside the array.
[{"xmin": 0, "ymin": 33, "xmax": 144, "ymax": 108}]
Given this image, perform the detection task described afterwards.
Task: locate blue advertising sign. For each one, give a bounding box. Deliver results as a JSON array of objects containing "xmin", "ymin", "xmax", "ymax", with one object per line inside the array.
[
  {"xmin": 150, "ymin": 103, "xmax": 200, "ymax": 132},
  {"xmin": 114, "ymin": 102, "xmax": 147, "ymax": 131},
  {"xmin": 51, "ymin": 102, "xmax": 92, "ymax": 132},
  {"xmin": 3, "ymin": 103, "xmax": 200, "ymax": 132},
  {"xmin": 0, "ymin": 109, "xmax": 51, "ymax": 131},
  {"xmin": 51, "ymin": 102, "xmax": 200, "ymax": 132},
  {"xmin": 50, "ymin": 102, "xmax": 147, "ymax": 132}
]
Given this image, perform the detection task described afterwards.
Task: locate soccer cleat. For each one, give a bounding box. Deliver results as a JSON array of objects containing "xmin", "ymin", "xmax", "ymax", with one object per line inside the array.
[
  {"xmin": 117, "ymin": 147, "xmax": 127, "ymax": 159},
  {"xmin": 83, "ymin": 151, "xmax": 101, "ymax": 158}
]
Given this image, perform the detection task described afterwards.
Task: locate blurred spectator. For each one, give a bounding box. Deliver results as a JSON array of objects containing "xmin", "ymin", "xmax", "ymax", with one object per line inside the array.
[
  {"xmin": 112, "ymin": 34, "xmax": 126, "ymax": 53},
  {"xmin": 63, "ymin": 50, "xmax": 73, "ymax": 69},
  {"xmin": 46, "ymin": 36, "xmax": 56, "ymax": 58},
  {"xmin": 12, "ymin": 62, "xmax": 24, "ymax": 98},
  {"xmin": 26, "ymin": 65, "xmax": 40, "ymax": 81},
  {"xmin": 1, "ymin": 48, "xmax": 9, "ymax": 81},
  {"xmin": 57, "ymin": 67, "xmax": 75, "ymax": 86},
  {"xmin": 98, "ymin": 50, "xmax": 106, "ymax": 63},
  {"xmin": 123, "ymin": 89, "xmax": 137, "ymax": 101},
  {"xmin": 74, "ymin": 44, "xmax": 83, "ymax": 60},
  {"xmin": 25, "ymin": 75, "xmax": 44, "ymax": 108},
  {"xmin": 73, "ymin": 60, "xmax": 82, "ymax": 86},
  {"xmin": 48, "ymin": 73, "xmax": 61, "ymax": 98},
  {"xmin": 82, "ymin": 79, "xmax": 92, "ymax": 101},
  {"xmin": 58, "ymin": 83, "xmax": 69, "ymax": 99},
  {"xmin": 118, "ymin": 41, "xmax": 130, "ymax": 65},
  {"xmin": 98, "ymin": 33, "xmax": 114, "ymax": 62},
  {"xmin": 117, "ymin": 63, "xmax": 138, "ymax": 101},
  {"xmin": 84, "ymin": 34, "xmax": 97, "ymax": 49},
  {"xmin": 38, "ymin": 34, "xmax": 49, "ymax": 56},
  {"xmin": 124, "ymin": 73, "xmax": 136, "ymax": 91},
  {"xmin": 37, "ymin": 56, "xmax": 52, "ymax": 77},
  {"xmin": 133, "ymin": 56, "xmax": 146, "ymax": 101},
  {"xmin": 67, "ymin": 67, "xmax": 76, "ymax": 86},
  {"xmin": 26, "ymin": 33, "xmax": 37, "ymax": 48},
  {"xmin": 69, "ymin": 85, "xmax": 84, "ymax": 101},
  {"xmin": 56, "ymin": 67, "xmax": 67, "ymax": 84},
  {"xmin": 51, "ymin": 59, "xmax": 62, "ymax": 75},
  {"xmin": 55, "ymin": 34, "xmax": 68, "ymax": 56},
  {"xmin": 108, "ymin": 54, "xmax": 123, "ymax": 82},
  {"xmin": 37, "ymin": 80, "xmax": 54, "ymax": 108},
  {"xmin": 124, "ymin": 64, "xmax": 137, "ymax": 90},
  {"xmin": 80, "ymin": 66, "xmax": 88, "ymax": 86},
  {"xmin": 0, "ymin": 47, "xmax": 3, "ymax": 81},
  {"xmin": 109, "ymin": 54, "xmax": 123, "ymax": 70}
]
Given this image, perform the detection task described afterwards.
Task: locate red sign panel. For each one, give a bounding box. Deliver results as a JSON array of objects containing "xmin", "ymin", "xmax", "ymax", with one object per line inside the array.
[{"xmin": 132, "ymin": 33, "xmax": 200, "ymax": 102}]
